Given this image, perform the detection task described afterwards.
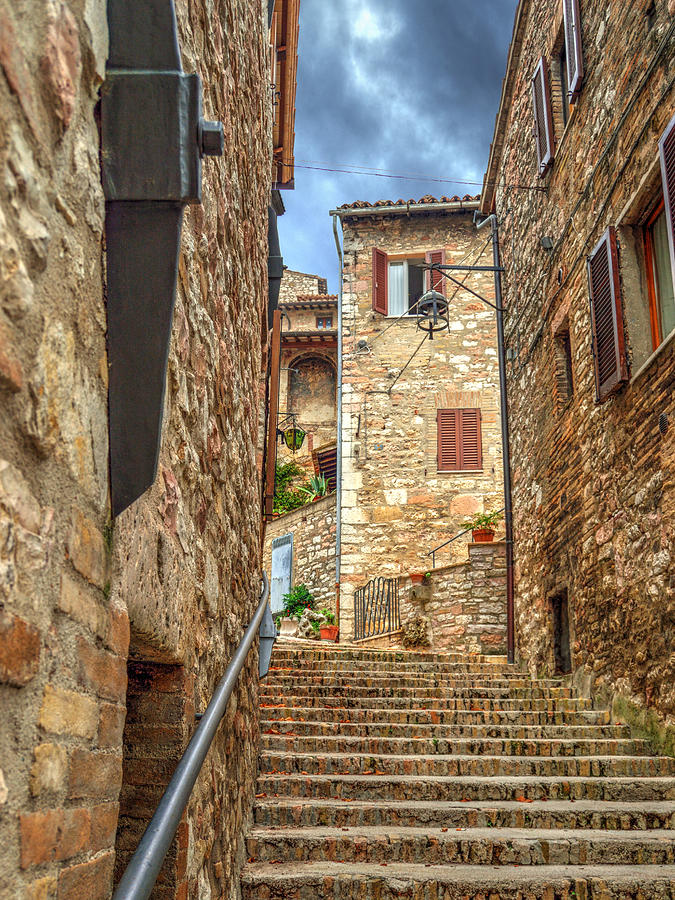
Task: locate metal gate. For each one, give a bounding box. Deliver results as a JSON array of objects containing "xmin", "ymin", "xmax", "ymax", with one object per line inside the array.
[{"xmin": 354, "ymin": 576, "xmax": 400, "ymax": 640}]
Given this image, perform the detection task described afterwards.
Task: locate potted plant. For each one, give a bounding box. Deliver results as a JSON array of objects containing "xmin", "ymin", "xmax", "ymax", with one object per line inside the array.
[
  {"xmin": 275, "ymin": 584, "xmax": 316, "ymax": 633},
  {"xmin": 409, "ymin": 571, "xmax": 431, "ymax": 585},
  {"xmin": 298, "ymin": 474, "xmax": 329, "ymax": 502},
  {"xmin": 318, "ymin": 608, "xmax": 338, "ymax": 641},
  {"xmin": 462, "ymin": 510, "xmax": 504, "ymax": 543}
]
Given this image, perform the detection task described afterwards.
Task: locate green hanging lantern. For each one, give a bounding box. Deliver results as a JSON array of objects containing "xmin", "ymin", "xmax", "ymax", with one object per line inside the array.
[{"xmin": 283, "ymin": 426, "xmax": 306, "ymax": 451}]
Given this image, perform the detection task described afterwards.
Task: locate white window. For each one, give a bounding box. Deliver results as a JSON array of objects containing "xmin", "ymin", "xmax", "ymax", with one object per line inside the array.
[{"xmin": 387, "ymin": 259, "xmax": 425, "ymax": 317}]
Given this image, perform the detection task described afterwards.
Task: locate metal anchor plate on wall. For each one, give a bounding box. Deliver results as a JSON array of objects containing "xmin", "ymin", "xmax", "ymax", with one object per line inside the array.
[{"xmin": 102, "ymin": 0, "xmax": 224, "ymax": 517}]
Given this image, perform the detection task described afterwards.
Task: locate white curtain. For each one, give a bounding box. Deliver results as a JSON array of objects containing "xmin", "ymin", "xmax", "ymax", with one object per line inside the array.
[{"xmin": 388, "ymin": 262, "xmax": 406, "ymax": 316}]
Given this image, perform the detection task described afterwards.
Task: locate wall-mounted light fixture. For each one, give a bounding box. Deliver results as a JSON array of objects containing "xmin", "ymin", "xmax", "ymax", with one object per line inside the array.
[{"xmin": 103, "ymin": 0, "xmax": 224, "ymax": 517}]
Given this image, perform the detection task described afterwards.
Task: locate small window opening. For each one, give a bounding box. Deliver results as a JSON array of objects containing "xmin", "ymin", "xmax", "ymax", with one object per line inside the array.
[
  {"xmin": 644, "ymin": 197, "xmax": 675, "ymax": 350},
  {"xmin": 553, "ymin": 328, "xmax": 574, "ymax": 405},
  {"xmin": 388, "ymin": 260, "xmax": 425, "ymax": 316},
  {"xmin": 552, "ymin": 590, "xmax": 572, "ymax": 675},
  {"xmin": 558, "ymin": 44, "xmax": 570, "ymax": 126},
  {"xmin": 316, "ymin": 316, "xmax": 333, "ymax": 330}
]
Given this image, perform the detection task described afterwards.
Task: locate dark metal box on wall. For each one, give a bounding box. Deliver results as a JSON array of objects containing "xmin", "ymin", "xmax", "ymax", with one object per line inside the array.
[{"xmin": 101, "ymin": 0, "xmax": 224, "ymax": 517}]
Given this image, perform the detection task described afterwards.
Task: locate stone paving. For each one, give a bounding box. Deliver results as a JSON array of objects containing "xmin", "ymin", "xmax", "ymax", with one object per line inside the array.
[{"xmin": 241, "ymin": 644, "xmax": 675, "ymax": 898}]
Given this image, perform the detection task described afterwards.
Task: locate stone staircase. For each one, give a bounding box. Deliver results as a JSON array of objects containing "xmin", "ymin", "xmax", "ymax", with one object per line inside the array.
[{"xmin": 241, "ymin": 644, "xmax": 675, "ymax": 899}]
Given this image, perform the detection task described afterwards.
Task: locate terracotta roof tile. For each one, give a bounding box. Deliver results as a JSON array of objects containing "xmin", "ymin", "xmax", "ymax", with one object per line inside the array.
[{"xmin": 337, "ymin": 194, "xmax": 480, "ymax": 210}]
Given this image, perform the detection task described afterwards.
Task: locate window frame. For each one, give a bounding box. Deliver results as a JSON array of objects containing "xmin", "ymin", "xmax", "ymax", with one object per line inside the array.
[
  {"xmin": 386, "ymin": 257, "xmax": 426, "ymax": 318},
  {"xmin": 644, "ymin": 196, "xmax": 675, "ymax": 353}
]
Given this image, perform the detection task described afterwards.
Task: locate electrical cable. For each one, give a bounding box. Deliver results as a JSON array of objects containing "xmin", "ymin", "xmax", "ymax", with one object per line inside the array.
[{"xmin": 279, "ymin": 158, "xmax": 548, "ymax": 191}]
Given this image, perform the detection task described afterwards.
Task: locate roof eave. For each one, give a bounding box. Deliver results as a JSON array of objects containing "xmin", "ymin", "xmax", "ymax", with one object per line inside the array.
[{"xmin": 330, "ymin": 199, "xmax": 480, "ymax": 219}]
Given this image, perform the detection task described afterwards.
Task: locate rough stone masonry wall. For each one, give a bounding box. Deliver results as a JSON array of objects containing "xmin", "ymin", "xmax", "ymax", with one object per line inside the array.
[
  {"xmin": 402, "ymin": 543, "xmax": 507, "ymax": 655},
  {"xmin": 278, "ymin": 269, "xmax": 327, "ymax": 302},
  {"xmin": 339, "ymin": 211, "xmax": 504, "ymax": 641},
  {"xmin": 488, "ymin": 0, "xmax": 675, "ymax": 732},
  {"xmin": 263, "ymin": 494, "xmax": 337, "ymax": 615},
  {"xmin": 0, "ymin": 1, "xmax": 271, "ymax": 898}
]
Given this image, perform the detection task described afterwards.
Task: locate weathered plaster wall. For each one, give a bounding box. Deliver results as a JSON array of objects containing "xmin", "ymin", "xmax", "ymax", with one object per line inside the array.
[
  {"xmin": 487, "ymin": 0, "xmax": 675, "ymax": 728},
  {"xmin": 338, "ymin": 209, "xmax": 504, "ymax": 640},
  {"xmin": 263, "ymin": 494, "xmax": 337, "ymax": 614},
  {"xmin": 0, "ymin": 0, "xmax": 273, "ymax": 897}
]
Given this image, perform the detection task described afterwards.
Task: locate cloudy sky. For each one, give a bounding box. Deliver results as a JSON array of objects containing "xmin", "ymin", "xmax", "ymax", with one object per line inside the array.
[{"xmin": 277, "ymin": 0, "xmax": 519, "ymax": 292}]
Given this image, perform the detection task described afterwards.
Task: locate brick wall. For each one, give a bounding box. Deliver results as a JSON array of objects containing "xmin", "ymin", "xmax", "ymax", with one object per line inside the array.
[
  {"xmin": 338, "ymin": 208, "xmax": 504, "ymax": 640},
  {"xmin": 263, "ymin": 494, "xmax": 337, "ymax": 615},
  {"xmin": 484, "ymin": 0, "xmax": 675, "ymax": 726},
  {"xmin": 401, "ymin": 543, "xmax": 507, "ymax": 655},
  {"xmin": 0, "ymin": 0, "xmax": 273, "ymax": 897}
]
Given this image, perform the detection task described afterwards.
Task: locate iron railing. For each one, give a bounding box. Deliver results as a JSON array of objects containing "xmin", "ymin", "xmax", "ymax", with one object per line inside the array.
[
  {"xmin": 113, "ymin": 575, "xmax": 274, "ymax": 900},
  {"xmin": 427, "ymin": 508, "xmax": 505, "ymax": 568},
  {"xmin": 354, "ymin": 576, "xmax": 400, "ymax": 640}
]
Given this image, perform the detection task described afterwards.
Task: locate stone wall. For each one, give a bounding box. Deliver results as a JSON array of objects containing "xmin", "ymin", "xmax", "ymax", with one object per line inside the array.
[
  {"xmin": 483, "ymin": 0, "xmax": 675, "ymax": 728},
  {"xmin": 0, "ymin": 0, "xmax": 273, "ymax": 897},
  {"xmin": 338, "ymin": 207, "xmax": 504, "ymax": 641},
  {"xmin": 279, "ymin": 269, "xmax": 327, "ymax": 302},
  {"xmin": 263, "ymin": 494, "xmax": 337, "ymax": 616},
  {"xmin": 402, "ymin": 543, "xmax": 507, "ymax": 655}
]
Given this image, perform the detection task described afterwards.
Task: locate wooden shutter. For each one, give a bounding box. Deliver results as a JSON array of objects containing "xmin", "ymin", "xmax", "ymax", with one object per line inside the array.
[
  {"xmin": 563, "ymin": 0, "xmax": 584, "ymax": 101},
  {"xmin": 587, "ymin": 227, "xmax": 628, "ymax": 402},
  {"xmin": 437, "ymin": 409, "xmax": 482, "ymax": 471},
  {"xmin": 658, "ymin": 111, "xmax": 675, "ymax": 294},
  {"xmin": 437, "ymin": 409, "xmax": 458, "ymax": 471},
  {"xmin": 531, "ymin": 57, "xmax": 554, "ymax": 176},
  {"xmin": 459, "ymin": 409, "xmax": 482, "ymax": 469},
  {"xmin": 425, "ymin": 249, "xmax": 446, "ymax": 295},
  {"xmin": 372, "ymin": 248, "xmax": 388, "ymax": 314}
]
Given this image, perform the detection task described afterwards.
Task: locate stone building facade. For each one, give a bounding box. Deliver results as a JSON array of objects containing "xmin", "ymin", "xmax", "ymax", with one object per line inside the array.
[
  {"xmin": 333, "ymin": 198, "xmax": 505, "ymax": 641},
  {"xmin": 277, "ymin": 269, "xmax": 337, "ymax": 477},
  {"xmin": 0, "ymin": 1, "xmax": 297, "ymax": 898},
  {"xmin": 482, "ymin": 0, "xmax": 675, "ymax": 740}
]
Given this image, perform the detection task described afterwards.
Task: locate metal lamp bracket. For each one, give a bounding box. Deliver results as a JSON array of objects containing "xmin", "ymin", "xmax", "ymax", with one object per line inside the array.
[{"xmin": 102, "ymin": 0, "xmax": 224, "ymax": 517}]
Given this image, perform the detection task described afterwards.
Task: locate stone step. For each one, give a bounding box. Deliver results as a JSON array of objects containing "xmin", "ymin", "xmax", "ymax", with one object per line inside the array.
[
  {"xmin": 261, "ymin": 691, "xmax": 591, "ymax": 711},
  {"xmin": 266, "ymin": 672, "xmax": 572, "ymax": 692},
  {"xmin": 271, "ymin": 648, "xmax": 510, "ymax": 665},
  {"xmin": 261, "ymin": 734, "xmax": 653, "ymax": 758},
  {"xmin": 270, "ymin": 657, "xmax": 514, "ymax": 671},
  {"xmin": 255, "ymin": 773, "xmax": 675, "ymax": 802},
  {"xmin": 254, "ymin": 797, "xmax": 675, "ymax": 831},
  {"xmin": 261, "ymin": 719, "xmax": 630, "ymax": 740},
  {"xmin": 240, "ymin": 861, "xmax": 675, "ymax": 899},
  {"xmin": 259, "ymin": 751, "xmax": 675, "ymax": 779},
  {"xmin": 246, "ymin": 825, "xmax": 675, "ymax": 866},
  {"xmin": 261, "ymin": 706, "xmax": 610, "ymax": 725}
]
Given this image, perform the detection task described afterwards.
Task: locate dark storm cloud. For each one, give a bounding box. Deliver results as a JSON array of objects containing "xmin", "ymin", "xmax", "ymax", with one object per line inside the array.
[{"xmin": 278, "ymin": 0, "xmax": 519, "ymax": 290}]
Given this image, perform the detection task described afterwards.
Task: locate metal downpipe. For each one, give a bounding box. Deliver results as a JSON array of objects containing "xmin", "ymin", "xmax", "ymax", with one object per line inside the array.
[
  {"xmin": 332, "ymin": 214, "xmax": 344, "ymax": 634},
  {"xmin": 477, "ymin": 213, "xmax": 515, "ymax": 664}
]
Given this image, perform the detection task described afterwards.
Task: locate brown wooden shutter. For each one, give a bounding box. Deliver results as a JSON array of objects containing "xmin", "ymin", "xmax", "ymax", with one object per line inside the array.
[
  {"xmin": 459, "ymin": 409, "xmax": 482, "ymax": 469},
  {"xmin": 587, "ymin": 227, "xmax": 628, "ymax": 402},
  {"xmin": 563, "ymin": 0, "xmax": 584, "ymax": 101},
  {"xmin": 437, "ymin": 409, "xmax": 482, "ymax": 471},
  {"xmin": 531, "ymin": 57, "xmax": 554, "ymax": 176},
  {"xmin": 658, "ymin": 111, "xmax": 675, "ymax": 293},
  {"xmin": 372, "ymin": 248, "xmax": 388, "ymax": 314},
  {"xmin": 437, "ymin": 409, "xmax": 458, "ymax": 471},
  {"xmin": 425, "ymin": 249, "xmax": 446, "ymax": 295}
]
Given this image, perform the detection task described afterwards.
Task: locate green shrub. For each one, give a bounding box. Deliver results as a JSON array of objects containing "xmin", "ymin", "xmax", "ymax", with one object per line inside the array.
[
  {"xmin": 318, "ymin": 608, "xmax": 336, "ymax": 625},
  {"xmin": 280, "ymin": 583, "xmax": 315, "ymax": 620}
]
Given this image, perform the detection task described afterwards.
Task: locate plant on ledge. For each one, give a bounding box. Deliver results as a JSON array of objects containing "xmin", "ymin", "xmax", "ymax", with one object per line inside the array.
[
  {"xmin": 401, "ymin": 614, "xmax": 430, "ymax": 649},
  {"xmin": 298, "ymin": 473, "xmax": 329, "ymax": 501},
  {"xmin": 272, "ymin": 461, "xmax": 306, "ymax": 514},
  {"xmin": 461, "ymin": 509, "xmax": 504, "ymax": 542}
]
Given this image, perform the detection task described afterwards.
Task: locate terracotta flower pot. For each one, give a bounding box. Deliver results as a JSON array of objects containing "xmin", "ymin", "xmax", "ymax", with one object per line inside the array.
[
  {"xmin": 472, "ymin": 528, "xmax": 495, "ymax": 542},
  {"xmin": 409, "ymin": 573, "xmax": 426, "ymax": 584},
  {"xmin": 320, "ymin": 625, "xmax": 339, "ymax": 642}
]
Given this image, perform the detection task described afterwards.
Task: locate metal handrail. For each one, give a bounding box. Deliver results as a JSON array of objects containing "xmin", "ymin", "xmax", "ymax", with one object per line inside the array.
[
  {"xmin": 427, "ymin": 508, "xmax": 505, "ymax": 568},
  {"xmin": 113, "ymin": 574, "xmax": 273, "ymax": 900}
]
